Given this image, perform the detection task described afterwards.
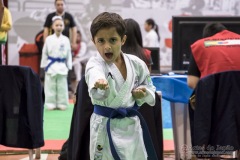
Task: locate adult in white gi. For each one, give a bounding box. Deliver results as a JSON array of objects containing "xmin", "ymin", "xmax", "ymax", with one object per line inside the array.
[
  {"xmin": 86, "ymin": 53, "xmax": 156, "ymax": 160},
  {"xmin": 40, "ymin": 16, "xmax": 72, "ymax": 110}
]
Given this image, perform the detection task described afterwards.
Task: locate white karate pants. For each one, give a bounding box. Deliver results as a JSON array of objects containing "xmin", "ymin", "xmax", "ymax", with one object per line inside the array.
[{"xmin": 44, "ymin": 73, "xmax": 69, "ymax": 110}]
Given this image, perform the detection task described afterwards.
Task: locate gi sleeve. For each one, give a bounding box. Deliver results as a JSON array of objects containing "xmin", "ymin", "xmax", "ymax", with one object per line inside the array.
[
  {"xmin": 136, "ymin": 59, "xmax": 156, "ymax": 106},
  {"xmin": 40, "ymin": 38, "xmax": 49, "ymax": 68},
  {"xmin": 85, "ymin": 57, "xmax": 110, "ymax": 100},
  {"xmin": 66, "ymin": 39, "xmax": 72, "ymax": 70}
]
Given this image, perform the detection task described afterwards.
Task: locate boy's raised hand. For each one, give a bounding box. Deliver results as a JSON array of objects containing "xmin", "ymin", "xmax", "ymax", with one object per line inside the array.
[
  {"xmin": 94, "ymin": 79, "xmax": 109, "ymax": 90},
  {"xmin": 132, "ymin": 87, "xmax": 147, "ymax": 99}
]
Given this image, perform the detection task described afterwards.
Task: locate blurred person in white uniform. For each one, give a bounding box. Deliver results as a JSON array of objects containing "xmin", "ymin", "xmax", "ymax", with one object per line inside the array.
[
  {"xmin": 40, "ymin": 16, "xmax": 72, "ymax": 110},
  {"xmin": 143, "ymin": 18, "xmax": 160, "ymax": 48},
  {"xmin": 72, "ymin": 30, "xmax": 88, "ymax": 90}
]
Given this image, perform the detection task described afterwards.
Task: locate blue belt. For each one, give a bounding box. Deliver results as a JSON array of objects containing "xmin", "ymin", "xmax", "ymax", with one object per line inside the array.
[
  {"xmin": 45, "ymin": 56, "xmax": 66, "ymax": 71},
  {"xmin": 94, "ymin": 104, "xmax": 158, "ymax": 160}
]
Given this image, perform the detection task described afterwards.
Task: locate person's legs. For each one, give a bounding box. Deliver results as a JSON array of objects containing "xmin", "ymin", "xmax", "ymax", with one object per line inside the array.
[
  {"xmin": 0, "ymin": 43, "xmax": 3, "ymax": 65},
  {"xmin": 1, "ymin": 44, "xmax": 5, "ymax": 65},
  {"xmin": 57, "ymin": 74, "xmax": 69, "ymax": 110},
  {"xmin": 44, "ymin": 74, "xmax": 57, "ymax": 110}
]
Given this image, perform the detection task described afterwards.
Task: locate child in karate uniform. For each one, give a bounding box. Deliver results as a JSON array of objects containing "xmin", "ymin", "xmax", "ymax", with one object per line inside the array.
[
  {"xmin": 40, "ymin": 16, "xmax": 72, "ymax": 110},
  {"xmin": 85, "ymin": 12, "xmax": 157, "ymax": 160}
]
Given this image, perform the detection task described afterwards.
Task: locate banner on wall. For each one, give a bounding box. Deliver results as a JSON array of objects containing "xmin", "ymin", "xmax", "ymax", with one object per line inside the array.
[{"xmin": 9, "ymin": 0, "xmax": 240, "ymax": 69}]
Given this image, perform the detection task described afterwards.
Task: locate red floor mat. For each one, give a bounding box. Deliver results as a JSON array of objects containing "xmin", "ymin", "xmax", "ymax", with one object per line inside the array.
[{"xmin": 0, "ymin": 140, "xmax": 174, "ymax": 152}]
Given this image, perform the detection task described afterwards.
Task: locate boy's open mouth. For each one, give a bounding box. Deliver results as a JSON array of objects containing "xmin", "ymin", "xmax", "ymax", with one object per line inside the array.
[{"xmin": 105, "ymin": 52, "xmax": 113, "ymax": 59}]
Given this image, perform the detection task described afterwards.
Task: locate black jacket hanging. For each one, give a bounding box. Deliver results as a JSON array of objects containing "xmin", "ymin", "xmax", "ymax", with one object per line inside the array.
[{"xmin": 0, "ymin": 66, "xmax": 44, "ymax": 149}]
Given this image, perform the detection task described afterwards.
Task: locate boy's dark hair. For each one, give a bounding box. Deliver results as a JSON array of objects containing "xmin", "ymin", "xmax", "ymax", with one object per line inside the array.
[
  {"xmin": 202, "ymin": 23, "xmax": 227, "ymax": 38},
  {"xmin": 90, "ymin": 12, "xmax": 126, "ymax": 40}
]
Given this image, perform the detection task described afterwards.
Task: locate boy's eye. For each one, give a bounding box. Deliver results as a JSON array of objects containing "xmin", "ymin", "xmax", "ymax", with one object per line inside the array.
[
  {"xmin": 110, "ymin": 38, "xmax": 117, "ymax": 43},
  {"xmin": 97, "ymin": 39, "xmax": 104, "ymax": 43}
]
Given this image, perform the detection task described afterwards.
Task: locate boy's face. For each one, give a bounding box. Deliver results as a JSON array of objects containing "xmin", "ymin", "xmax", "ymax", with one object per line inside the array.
[
  {"xmin": 52, "ymin": 19, "xmax": 64, "ymax": 34},
  {"xmin": 92, "ymin": 27, "xmax": 126, "ymax": 64}
]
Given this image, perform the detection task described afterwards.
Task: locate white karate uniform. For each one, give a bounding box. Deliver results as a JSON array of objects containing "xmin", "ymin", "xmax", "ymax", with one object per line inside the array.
[
  {"xmin": 143, "ymin": 29, "xmax": 160, "ymax": 48},
  {"xmin": 85, "ymin": 53, "xmax": 156, "ymax": 160},
  {"xmin": 72, "ymin": 41, "xmax": 89, "ymax": 81},
  {"xmin": 40, "ymin": 34, "xmax": 72, "ymax": 110}
]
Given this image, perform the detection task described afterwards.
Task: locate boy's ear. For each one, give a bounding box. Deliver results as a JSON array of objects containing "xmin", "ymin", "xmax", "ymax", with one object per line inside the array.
[{"xmin": 122, "ymin": 35, "xmax": 127, "ymax": 45}]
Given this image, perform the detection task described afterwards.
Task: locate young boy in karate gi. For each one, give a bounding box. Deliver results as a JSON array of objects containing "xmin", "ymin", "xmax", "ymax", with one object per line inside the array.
[
  {"xmin": 85, "ymin": 12, "xmax": 157, "ymax": 160},
  {"xmin": 40, "ymin": 16, "xmax": 72, "ymax": 110}
]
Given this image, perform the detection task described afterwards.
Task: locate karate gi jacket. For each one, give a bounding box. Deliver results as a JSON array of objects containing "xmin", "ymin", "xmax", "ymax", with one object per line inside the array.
[
  {"xmin": 67, "ymin": 76, "xmax": 163, "ymax": 160},
  {"xmin": 40, "ymin": 34, "xmax": 72, "ymax": 75},
  {"xmin": 85, "ymin": 53, "xmax": 156, "ymax": 160},
  {"xmin": 143, "ymin": 29, "xmax": 159, "ymax": 48}
]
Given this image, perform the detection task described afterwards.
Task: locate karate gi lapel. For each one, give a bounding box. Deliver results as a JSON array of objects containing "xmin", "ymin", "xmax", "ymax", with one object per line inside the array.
[{"xmin": 109, "ymin": 54, "xmax": 135, "ymax": 107}]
